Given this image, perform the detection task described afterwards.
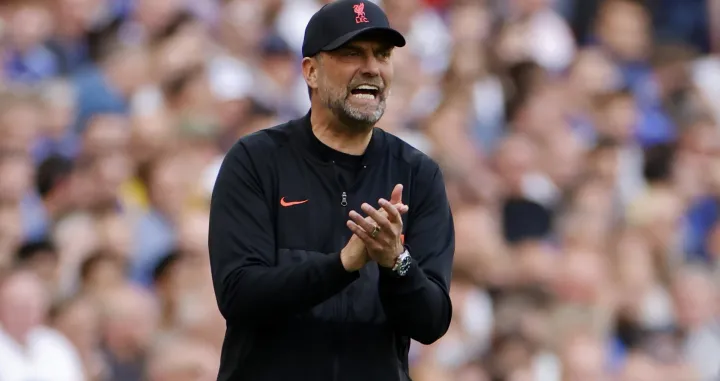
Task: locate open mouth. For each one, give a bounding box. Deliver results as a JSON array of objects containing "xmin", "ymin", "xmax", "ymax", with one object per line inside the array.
[{"xmin": 350, "ymin": 84, "xmax": 380, "ymax": 100}]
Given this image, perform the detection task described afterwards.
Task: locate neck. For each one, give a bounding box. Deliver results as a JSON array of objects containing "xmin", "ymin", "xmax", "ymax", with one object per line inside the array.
[{"xmin": 309, "ymin": 107, "xmax": 373, "ymax": 156}]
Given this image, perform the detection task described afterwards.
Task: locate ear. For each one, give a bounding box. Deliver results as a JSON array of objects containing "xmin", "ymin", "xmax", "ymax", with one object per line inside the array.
[{"xmin": 302, "ymin": 56, "xmax": 319, "ymax": 91}]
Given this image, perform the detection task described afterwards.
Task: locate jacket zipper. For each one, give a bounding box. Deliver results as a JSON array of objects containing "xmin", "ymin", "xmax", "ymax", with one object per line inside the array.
[{"xmin": 334, "ymin": 191, "xmax": 349, "ymax": 381}]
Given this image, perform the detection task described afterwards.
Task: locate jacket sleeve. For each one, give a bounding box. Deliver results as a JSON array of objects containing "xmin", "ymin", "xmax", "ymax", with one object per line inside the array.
[
  {"xmin": 378, "ymin": 165, "xmax": 454, "ymax": 345},
  {"xmin": 208, "ymin": 141, "xmax": 359, "ymax": 322}
]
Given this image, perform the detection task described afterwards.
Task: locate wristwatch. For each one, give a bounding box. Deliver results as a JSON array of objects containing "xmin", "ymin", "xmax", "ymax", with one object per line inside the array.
[{"xmin": 391, "ymin": 249, "xmax": 412, "ymax": 276}]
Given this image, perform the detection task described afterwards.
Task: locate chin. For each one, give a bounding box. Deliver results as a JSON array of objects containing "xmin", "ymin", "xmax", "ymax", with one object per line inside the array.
[
  {"xmin": 341, "ymin": 104, "xmax": 385, "ymax": 127},
  {"xmin": 344, "ymin": 112, "xmax": 383, "ymax": 128}
]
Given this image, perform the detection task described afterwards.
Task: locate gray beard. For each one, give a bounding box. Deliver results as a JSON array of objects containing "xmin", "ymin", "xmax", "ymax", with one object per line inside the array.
[{"xmin": 321, "ymin": 92, "xmax": 386, "ymax": 130}]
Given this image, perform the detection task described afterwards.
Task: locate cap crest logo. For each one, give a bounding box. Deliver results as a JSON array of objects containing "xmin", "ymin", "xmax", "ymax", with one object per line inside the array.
[{"xmin": 353, "ymin": 3, "xmax": 369, "ymax": 24}]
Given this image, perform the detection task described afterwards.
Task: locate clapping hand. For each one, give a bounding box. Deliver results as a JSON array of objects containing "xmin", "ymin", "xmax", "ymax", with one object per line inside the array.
[
  {"xmin": 347, "ymin": 184, "xmax": 406, "ymax": 268},
  {"xmin": 340, "ymin": 185, "xmax": 407, "ymax": 272}
]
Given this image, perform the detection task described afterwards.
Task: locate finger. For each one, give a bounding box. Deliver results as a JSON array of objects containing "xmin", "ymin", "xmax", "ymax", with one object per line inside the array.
[
  {"xmin": 349, "ymin": 210, "xmax": 377, "ymax": 234},
  {"xmin": 390, "ymin": 184, "xmax": 403, "ymax": 205},
  {"xmin": 377, "ymin": 203, "xmax": 407, "ymax": 217},
  {"xmin": 379, "ymin": 198, "xmax": 402, "ymax": 223},
  {"xmin": 347, "ymin": 221, "xmax": 382, "ymax": 250},
  {"xmin": 394, "ymin": 203, "xmax": 409, "ymax": 215},
  {"xmin": 376, "ymin": 203, "xmax": 407, "ymax": 220},
  {"xmin": 361, "ymin": 203, "xmax": 393, "ymax": 232}
]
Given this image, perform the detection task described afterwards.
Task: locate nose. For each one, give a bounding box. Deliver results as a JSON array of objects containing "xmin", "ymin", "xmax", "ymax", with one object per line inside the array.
[{"xmin": 359, "ymin": 56, "xmax": 381, "ymax": 77}]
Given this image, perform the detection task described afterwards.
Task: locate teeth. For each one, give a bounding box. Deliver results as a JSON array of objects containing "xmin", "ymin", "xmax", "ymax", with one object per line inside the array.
[
  {"xmin": 355, "ymin": 85, "xmax": 379, "ymax": 91},
  {"xmin": 353, "ymin": 93, "xmax": 375, "ymax": 100}
]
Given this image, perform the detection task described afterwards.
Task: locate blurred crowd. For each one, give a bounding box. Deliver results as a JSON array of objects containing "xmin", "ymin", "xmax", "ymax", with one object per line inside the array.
[{"xmin": 0, "ymin": 0, "xmax": 719, "ymax": 380}]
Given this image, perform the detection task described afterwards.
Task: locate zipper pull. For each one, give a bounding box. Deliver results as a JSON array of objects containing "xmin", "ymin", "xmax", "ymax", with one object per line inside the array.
[{"xmin": 341, "ymin": 192, "xmax": 348, "ymax": 207}]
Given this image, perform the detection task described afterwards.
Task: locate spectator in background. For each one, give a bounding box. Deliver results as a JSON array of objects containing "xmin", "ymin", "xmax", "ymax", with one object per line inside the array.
[
  {"xmin": 671, "ymin": 266, "xmax": 720, "ymax": 380},
  {"xmin": 496, "ymin": 0, "xmax": 576, "ymax": 74},
  {"xmin": 145, "ymin": 336, "xmax": 219, "ymax": 381},
  {"xmin": 250, "ymin": 34, "xmax": 310, "ymax": 121},
  {"xmin": 592, "ymin": 88, "xmax": 646, "ymax": 207},
  {"xmin": 0, "ymin": 150, "xmax": 34, "ymax": 206},
  {"xmin": 22, "ymin": 154, "xmax": 75, "ymax": 243},
  {"xmin": 43, "ymin": 0, "xmax": 100, "ymax": 75},
  {"xmin": 648, "ymin": 0, "xmax": 712, "ymax": 53},
  {"xmin": 2, "ymin": 0, "xmax": 58, "ymax": 83},
  {"xmin": 98, "ymin": 285, "xmax": 159, "ymax": 381},
  {"xmin": 120, "ymin": 0, "xmax": 185, "ymax": 46},
  {"xmin": 34, "ymin": 79, "xmax": 80, "ymax": 162},
  {"xmin": 79, "ymin": 251, "xmax": 127, "ymax": 299},
  {"xmin": 0, "ymin": 270, "xmax": 85, "ymax": 381},
  {"xmin": 131, "ymin": 153, "xmax": 189, "ymax": 285},
  {"xmin": 81, "ymin": 114, "xmax": 131, "ymax": 158},
  {"xmin": 14, "ymin": 240, "xmax": 60, "ymax": 294},
  {"xmin": 0, "ymin": 203, "xmax": 23, "ymax": 269},
  {"xmin": 151, "ymin": 250, "xmax": 184, "ymax": 332},
  {"xmin": 50, "ymin": 295, "xmax": 108, "ymax": 381},
  {"xmin": 72, "ymin": 23, "xmax": 149, "ymax": 134},
  {"xmin": 0, "ymin": 91, "xmax": 43, "ymax": 154}
]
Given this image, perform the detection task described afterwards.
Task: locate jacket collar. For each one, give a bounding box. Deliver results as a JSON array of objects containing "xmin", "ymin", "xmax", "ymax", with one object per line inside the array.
[{"xmin": 291, "ymin": 110, "xmax": 385, "ymax": 165}]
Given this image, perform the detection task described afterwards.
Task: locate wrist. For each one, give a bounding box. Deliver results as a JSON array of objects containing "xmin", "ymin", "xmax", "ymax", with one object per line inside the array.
[
  {"xmin": 340, "ymin": 248, "xmax": 365, "ymax": 272},
  {"xmin": 340, "ymin": 250, "xmax": 354, "ymax": 271},
  {"xmin": 379, "ymin": 251, "xmax": 401, "ymax": 269},
  {"xmin": 378, "ymin": 247, "xmax": 404, "ymax": 268},
  {"xmin": 386, "ymin": 245, "xmax": 405, "ymax": 268},
  {"xmin": 381, "ymin": 248, "xmax": 412, "ymax": 276}
]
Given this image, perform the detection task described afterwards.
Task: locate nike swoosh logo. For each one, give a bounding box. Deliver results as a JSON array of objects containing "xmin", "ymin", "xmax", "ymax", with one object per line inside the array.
[{"xmin": 280, "ymin": 197, "xmax": 308, "ymax": 207}]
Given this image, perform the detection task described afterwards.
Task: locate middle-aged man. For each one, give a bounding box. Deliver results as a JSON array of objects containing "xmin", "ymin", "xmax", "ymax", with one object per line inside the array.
[{"xmin": 208, "ymin": 1, "xmax": 455, "ymax": 380}]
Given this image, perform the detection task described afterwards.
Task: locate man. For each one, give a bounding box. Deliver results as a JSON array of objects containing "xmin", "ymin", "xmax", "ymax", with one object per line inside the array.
[
  {"xmin": 208, "ymin": 1, "xmax": 455, "ymax": 380},
  {"xmin": 23, "ymin": 154, "xmax": 75, "ymax": 243},
  {"xmin": 0, "ymin": 270, "xmax": 86, "ymax": 381}
]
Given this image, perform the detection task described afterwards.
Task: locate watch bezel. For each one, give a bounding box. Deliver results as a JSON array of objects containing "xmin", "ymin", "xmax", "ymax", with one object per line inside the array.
[{"xmin": 393, "ymin": 251, "xmax": 412, "ymax": 276}]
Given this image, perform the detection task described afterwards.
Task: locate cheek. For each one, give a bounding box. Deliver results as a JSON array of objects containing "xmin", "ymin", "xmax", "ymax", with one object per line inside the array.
[
  {"xmin": 383, "ymin": 67, "xmax": 394, "ymax": 86},
  {"xmin": 318, "ymin": 75, "xmax": 347, "ymax": 98}
]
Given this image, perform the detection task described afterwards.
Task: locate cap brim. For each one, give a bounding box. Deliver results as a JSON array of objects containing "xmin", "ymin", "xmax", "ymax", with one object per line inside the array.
[{"xmin": 321, "ymin": 27, "xmax": 406, "ymax": 53}]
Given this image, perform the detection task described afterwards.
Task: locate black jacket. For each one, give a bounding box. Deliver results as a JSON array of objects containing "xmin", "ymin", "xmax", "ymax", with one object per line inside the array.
[{"xmin": 208, "ymin": 112, "xmax": 455, "ymax": 381}]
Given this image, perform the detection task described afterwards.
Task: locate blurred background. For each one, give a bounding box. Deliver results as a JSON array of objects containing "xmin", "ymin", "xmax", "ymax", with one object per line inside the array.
[{"xmin": 0, "ymin": 0, "xmax": 719, "ymax": 380}]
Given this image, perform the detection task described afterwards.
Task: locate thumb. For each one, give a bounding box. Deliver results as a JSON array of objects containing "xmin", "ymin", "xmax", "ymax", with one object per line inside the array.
[{"xmin": 390, "ymin": 184, "xmax": 403, "ymax": 205}]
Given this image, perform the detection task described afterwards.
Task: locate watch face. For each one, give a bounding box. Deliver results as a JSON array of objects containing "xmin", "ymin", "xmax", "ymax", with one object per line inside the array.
[{"xmin": 397, "ymin": 255, "xmax": 411, "ymax": 276}]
